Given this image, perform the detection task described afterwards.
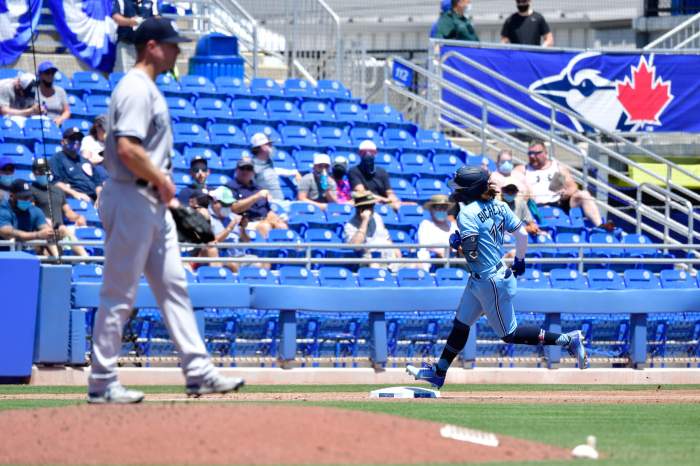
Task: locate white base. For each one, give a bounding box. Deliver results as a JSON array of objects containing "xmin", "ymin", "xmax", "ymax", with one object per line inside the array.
[{"xmin": 369, "ymin": 386, "xmax": 440, "ymax": 399}]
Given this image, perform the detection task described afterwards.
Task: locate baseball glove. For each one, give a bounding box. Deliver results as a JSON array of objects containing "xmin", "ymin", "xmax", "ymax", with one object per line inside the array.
[{"xmin": 170, "ymin": 206, "xmax": 215, "ymax": 244}]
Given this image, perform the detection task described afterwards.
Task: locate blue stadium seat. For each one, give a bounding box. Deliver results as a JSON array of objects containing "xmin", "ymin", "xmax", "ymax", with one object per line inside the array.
[
  {"xmin": 0, "ymin": 68, "xmax": 19, "ymax": 79},
  {"xmin": 374, "ymin": 152, "xmax": 402, "ymax": 176},
  {"xmin": 304, "ymin": 228, "xmax": 348, "ymax": 258},
  {"xmin": 398, "ymin": 204, "xmax": 426, "ymax": 226},
  {"xmin": 237, "ymin": 266, "xmax": 277, "ymax": 285},
  {"xmin": 108, "ymin": 72, "xmax": 125, "ymax": 89},
  {"xmin": 374, "ymin": 203, "xmax": 399, "ymax": 225},
  {"xmin": 231, "ymin": 98, "xmax": 268, "ymax": 125},
  {"xmin": 318, "ymin": 267, "xmax": 357, "ymax": 287},
  {"xmin": 332, "ymin": 150, "xmax": 359, "ymax": 166},
  {"xmin": 214, "ymin": 76, "xmax": 250, "ymax": 97},
  {"xmin": 272, "ymin": 149, "xmax": 297, "ymax": 172},
  {"xmin": 207, "ymin": 173, "xmax": 231, "ymax": 187},
  {"xmin": 267, "ymin": 100, "xmax": 304, "ymax": 124},
  {"xmin": 287, "ymin": 202, "xmax": 326, "ymax": 232},
  {"xmin": 587, "ymin": 269, "xmax": 625, "ymax": 290},
  {"xmin": 265, "ymin": 228, "xmax": 303, "ymax": 258},
  {"xmin": 72, "ymin": 71, "xmax": 110, "ymax": 96},
  {"xmin": 539, "ymin": 205, "xmax": 572, "ymax": 233},
  {"xmin": 382, "ymin": 128, "xmax": 417, "ymax": 150},
  {"xmin": 415, "ymin": 129, "xmax": 451, "ymax": 150},
  {"xmin": 283, "ymin": 78, "xmax": 317, "ymax": 100},
  {"xmin": 196, "ymin": 98, "xmax": 235, "ymax": 124},
  {"xmin": 61, "ymin": 118, "xmax": 91, "ymax": 134},
  {"xmin": 389, "ymin": 178, "xmax": 418, "ymax": 202},
  {"xmin": 435, "ymin": 267, "xmax": 468, "ymax": 286},
  {"xmin": 0, "ymin": 143, "xmax": 33, "ymax": 167},
  {"xmin": 292, "ymin": 150, "xmax": 317, "ymax": 173},
  {"xmin": 349, "ymin": 127, "xmax": 382, "ymax": 147},
  {"xmin": 72, "ymin": 264, "xmax": 104, "ymax": 282},
  {"xmin": 400, "ymin": 152, "xmax": 434, "ymax": 178},
  {"xmin": 172, "ymin": 172, "xmax": 193, "ymax": 189},
  {"xmin": 388, "ymin": 229, "xmax": 413, "ymax": 253},
  {"xmin": 250, "ymin": 78, "xmax": 284, "ymax": 99},
  {"xmin": 243, "ymin": 124, "xmax": 281, "ymax": 144},
  {"xmin": 278, "ymin": 266, "xmax": 319, "ymax": 286},
  {"xmin": 659, "ymin": 270, "xmax": 697, "ymax": 289},
  {"xmin": 316, "ymin": 126, "xmax": 351, "ymax": 148},
  {"xmin": 281, "ymin": 125, "xmax": 317, "ymax": 148},
  {"xmin": 517, "ymin": 268, "xmax": 551, "ymax": 288},
  {"xmin": 317, "ymin": 79, "xmax": 352, "ymax": 102},
  {"xmin": 301, "ymin": 101, "xmax": 337, "ymax": 127},
  {"xmin": 466, "ymin": 155, "xmax": 496, "ymax": 172},
  {"xmin": 405, "ymin": 320, "xmax": 439, "ymax": 358},
  {"xmin": 166, "ymin": 97, "xmax": 207, "ymax": 126},
  {"xmin": 397, "ymin": 268, "xmax": 435, "ymax": 287},
  {"xmin": 623, "ymin": 269, "xmax": 660, "ymax": 289},
  {"xmin": 83, "ymin": 94, "xmax": 110, "ymax": 118},
  {"xmin": 196, "ymin": 266, "xmax": 236, "ymax": 282},
  {"xmin": 208, "ymin": 124, "xmax": 247, "ymax": 148},
  {"xmin": 415, "ymin": 178, "xmax": 449, "ymax": 201},
  {"xmin": 23, "ymin": 119, "xmax": 62, "ymax": 144},
  {"xmin": 52, "ymin": 71, "xmax": 72, "ymax": 90},
  {"xmin": 334, "ymin": 102, "xmax": 368, "ymax": 125},
  {"xmin": 180, "ymin": 75, "xmax": 218, "ymax": 99},
  {"xmin": 34, "ymin": 143, "xmax": 61, "ymax": 159},
  {"xmin": 66, "ymin": 94, "xmax": 89, "ymax": 119},
  {"xmin": 220, "ymin": 148, "xmax": 252, "ymax": 169},
  {"xmin": 549, "ymin": 268, "xmax": 588, "ymax": 289},
  {"xmin": 367, "ymin": 103, "xmax": 406, "ymax": 128},
  {"xmin": 431, "ymin": 153, "xmax": 461, "ymax": 177},
  {"xmin": 622, "ymin": 233, "xmax": 658, "ymax": 257},
  {"xmin": 172, "ymin": 123, "xmax": 210, "ymax": 149},
  {"xmin": 588, "ymin": 232, "xmax": 622, "ymax": 258},
  {"xmin": 357, "ymin": 267, "xmax": 397, "ymax": 287},
  {"xmin": 74, "ymin": 227, "xmax": 105, "ymax": 255},
  {"xmin": 326, "ymin": 202, "xmax": 354, "ymax": 231},
  {"xmin": 553, "ymin": 232, "xmax": 585, "ymax": 258},
  {"xmin": 183, "ymin": 146, "xmax": 218, "ymax": 162},
  {"xmin": 171, "ymin": 156, "xmax": 190, "ymax": 172}
]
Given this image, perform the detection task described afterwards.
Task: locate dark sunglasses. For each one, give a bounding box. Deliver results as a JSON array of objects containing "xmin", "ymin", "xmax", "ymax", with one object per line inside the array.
[
  {"xmin": 527, "ymin": 150, "xmax": 545, "ymax": 156},
  {"xmin": 191, "ymin": 167, "xmax": 208, "ymax": 174},
  {"xmin": 238, "ymin": 166, "xmax": 254, "ymax": 172}
]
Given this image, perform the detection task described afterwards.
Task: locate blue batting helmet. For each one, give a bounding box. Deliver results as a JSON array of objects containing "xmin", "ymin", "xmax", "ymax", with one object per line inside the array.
[{"xmin": 448, "ymin": 166, "xmax": 489, "ymax": 200}]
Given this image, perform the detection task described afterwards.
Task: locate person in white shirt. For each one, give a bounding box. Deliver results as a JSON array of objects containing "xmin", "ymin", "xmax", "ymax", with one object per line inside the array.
[
  {"xmin": 207, "ymin": 186, "xmax": 250, "ymax": 272},
  {"xmin": 344, "ymin": 191, "xmax": 401, "ymax": 269},
  {"xmin": 81, "ymin": 114, "xmax": 107, "ymax": 166},
  {"xmin": 416, "ymin": 194, "xmax": 457, "ymax": 271}
]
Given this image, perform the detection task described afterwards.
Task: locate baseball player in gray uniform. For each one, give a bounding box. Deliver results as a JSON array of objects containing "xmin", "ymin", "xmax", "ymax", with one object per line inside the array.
[{"xmin": 88, "ymin": 17, "xmax": 244, "ymax": 403}]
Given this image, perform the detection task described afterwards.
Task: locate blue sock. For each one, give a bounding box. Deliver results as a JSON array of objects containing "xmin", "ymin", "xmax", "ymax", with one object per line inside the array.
[{"xmin": 437, "ymin": 358, "xmax": 450, "ymax": 374}]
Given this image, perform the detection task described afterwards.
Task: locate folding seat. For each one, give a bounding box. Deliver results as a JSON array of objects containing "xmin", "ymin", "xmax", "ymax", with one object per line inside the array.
[
  {"xmin": 357, "ymin": 267, "xmax": 397, "ymax": 287},
  {"xmin": 34, "ymin": 143, "xmax": 61, "ymax": 159},
  {"xmin": 271, "ymin": 149, "xmax": 297, "ymax": 171},
  {"xmin": 554, "ymin": 232, "xmax": 585, "ymax": 258},
  {"xmin": 316, "ymin": 79, "xmax": 353, "ymax": 102},
  {"xmin": 267, "ymin": 99, "xmax": 304, "ymax": 124},
  {"xmin": 231, "ymin": 98, "xmax": 268, "ymax": 125},
  {"xmin": 382, "ymin": 128, "xmax": 417, "ymax": 151},
  {"xmin": 61, "ymin": 118, "xmax": 91, "ymax": 134},
  {"xmin": 389, "ymin": 178, "xmax": 418, "ymax": 203},
  {"xmin": 538, "ymin": 205, "xmax": 571, "ymax": 233},
  {"xmin": 349, "ymin": 127, "xmax": 382, "ymax": 147},
  {"xmin": 220, "ymin": 147, "xmax": 252, "ymax": 170},
  {"xmin": 316, "ymin": 126, "xmax": 351, "ymax": 149},
  {"xmin": 24, "ymin": 119, "xmax": 62, "ymax": 145},
  {"xmin": 622, "ymin": 233, "xmax": 658, "ymax": 258},
  {"xmin": 400, "ymin": 152, "xmax": 434, "ymax": 178},
  {"xmin": 432, "ymin": 153, "xmax": 461, "ymax": 177},
  {"xmin": 331, "ymin": 150, "xmax": 359, "ymax": 167},
  {"xmin": 207, "ymin": 173, "xmax": 231, "ymax": 187},
  {"xmin": 66, "ymin": 94, "xmax": 90, "ymax": 120},
  {"xmin": 74, "ymin": 227, "xmax": 106, "ymax": 255},
  {"xmin": 84, "ymin": 94, "xmax": 110, "ymax": 117},
  {"xmin": 318, "ymin": 266, "xmax": 357, "ymax": 287},
  {"xmin": 301, "ymin": 101, "xmax": 337, "ymax": 127},
  {"xmin": 326, "ymin": 203, "xmax": 354, "ymax": 232},
  {"xmin": 208, "ymin": 123, "xmax": 247, "ymax": 148},
  {"xmin": 517, "ymin": 269, "xmax": 551, "ymax": 288},
  {"xmin": 334, "ymin": 102, "xmax": 368, "ymax": 125},
  {"xmin": 659, "ymin": 270, "xmax": 697, "ymax": 289},
  {"xmin": 196, "ymin": 98, "xmax": 235, "ymax": 125},
  {"xmin": 108, "ymin": 72, "xmax": 125, "ymax": 89},
  {"xmin": 72, "ymin": 264, "xmax": 104, "ymax": 282},
  {"xmin": 281, "ymin": 125, "xmax": 318, "ymax": 149},
  {"xmin": 623, "ymin": 269, "xmax": 660, "ymax": 289},
  {"xmin": 397, "ymin": 268, "xmax": 435, "ymax": 287},
  {"xmin": 397, "ymin": 204, "xmax": 427, "ymax": 231},
  {"xmin": 172, "ymin": 123, "xmax": 211, "ymax": 150},
  {"xmin": 196, "ymin": 266, "xmax": 236, "ymax": 283},
  {"xmin": 155, "ymin": 74, "xmax": 190, "ymax": 99},
  {"xmin": 374, "ymin": 151, "xmax": 402, "ymax": 176},
  {"xmin": 388, "ymin": 229, "xmax": 413, "ymax": 255},
  {"xmin": 180, "ymin": 75, "xmax": 218, "ymax": 99},
  {"xmin": 405, "ymin": 320, "xmax": 440, "ymax": 357},
  {"xmin": 287, "ymin": 202, "xmax": 327, "ymax": 233},
  {"xmin": 0, "ymin": 143, "xmax": 33, "ymax": 167},
  {"xmin": 291, "ymin": 150, "xmax": 317, "ymax": 173},
  {"xmin": 415, "ymin": 129, "xmax": 451, "ymax": 151},
  {"xmin": 465, "ymin": 154, "xmax": 497, "ymax": 172},
  {"xmin": 250, "ymin": 77, "xmax": 285, "ymax": 100},
  {"xmin": 283, "ymin": 78, "xmax": 317, "ymax": 100},
  {"xmin": 72, "ymin": 71, "xmax": 110, "ymax": 96},
  {"xmin": 415, "ymin": 178, "xmax": 449, "ymax": 201},
  {"xmin": 183, "ymin": 146, "xmax": 218, "ymax": 161},
  {"xmin": 214, "ymin": 76, "xmax": 250, "ymax": 98},
  {"xmin": 549, "ymin": 268, "xmax": 588, "ymax": 289},
  {"xmin": 374, "ymin": 203, "xmax": 399, "ymax": 225},
  {"xmin": 435, "ymin": 267, "xmax": 468, "ymax": 286},
  {"xmin": 587, "ymin": 269, "xmax": 625, "ymax": 290},
  {"xmin": 166, "ymin": 97, "xmax": 208, "ymax": 126},
  {"xmin": 278, "ymin": 266, "xmax": 319, "ymax": 286},
  {"xmin": 237, "ymin": 266, "xmax": 277, "ymax": 285},
  {"xmin": 304, "ymin": 228, "xmax": 348, "ymax": 259},
  {"xmin": 588, "ymin": 232, "xmax": 623, "ymax": 262},
  {"xmin": 243, "ymin": 124, "xmax": 281, "ymax": 144},
  {"xmin": 366, "ymin": 103, "xmax": 406, "ymax": 128}
]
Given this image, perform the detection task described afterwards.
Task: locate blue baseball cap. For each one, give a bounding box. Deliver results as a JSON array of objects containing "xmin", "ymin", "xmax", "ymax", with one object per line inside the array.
[
  {"xmin": 0, "ymin": 156, "xmax": 15, "ymax": 170},
  {"xmin": 37, "ymin": 61, "xmax": 58, "ymax": 74}
]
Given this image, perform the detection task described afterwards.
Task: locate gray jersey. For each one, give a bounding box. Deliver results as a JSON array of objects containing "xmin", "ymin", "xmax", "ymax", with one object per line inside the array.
[
  {"xmin": 37, "ymin": 86, "xmax": 68, "ymax": 119},
  {"xmin": 104, "ymin": 68, "xmax": 172, "ymax": 182},
  {"xmin": 0, "ymin": 78, "xmax": 34, "ymax": 109}
]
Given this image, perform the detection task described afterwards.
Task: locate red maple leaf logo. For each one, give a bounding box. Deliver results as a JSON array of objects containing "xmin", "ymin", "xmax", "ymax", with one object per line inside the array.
[{"xmin": 616, "ymin": 56, "xmax": 673, "ymax": 125}]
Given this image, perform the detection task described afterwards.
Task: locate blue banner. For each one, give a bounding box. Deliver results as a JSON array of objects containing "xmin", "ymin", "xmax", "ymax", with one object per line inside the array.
[
  {"xmin": 48, "ymin": 0, "xmax": 117, "ymax": 72},
  {"xmin": 0, "ymin": 0, "xmax": 41, "ymax": 66},
  {"xmin": 441, "ymin": 45, "xmax": 700, "ymax": 133}
]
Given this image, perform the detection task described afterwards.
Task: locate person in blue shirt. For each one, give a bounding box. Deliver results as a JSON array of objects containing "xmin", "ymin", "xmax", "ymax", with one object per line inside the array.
[
  {"xmin": 49, "ymin": 127, "xmax": 104, "ymax": 203},
  {"xmin": 177, "ymin": 156, "xmax": 212, "ymax": 209},
  {"xmin": 407, "ymin": 167, "xmax": 588, "ymax": 388},
  {"xmin": 0, "ymin": 179, "xmax": 57, "ymax": 256}
]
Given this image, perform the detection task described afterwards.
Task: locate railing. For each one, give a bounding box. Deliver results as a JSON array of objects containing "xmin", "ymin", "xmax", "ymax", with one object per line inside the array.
[
  {"xmin": 645, "ymin": 0, "xmax": 700, "ymax": 17},
  {"xmin": 644, "ymin": 11, "xmax": 700, "ymax": 49}
]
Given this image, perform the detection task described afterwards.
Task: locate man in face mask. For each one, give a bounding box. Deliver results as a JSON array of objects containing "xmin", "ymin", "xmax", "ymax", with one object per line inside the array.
[
  {"xmin": 489, "ymin": 149, "xmax": 530, "ymax": 196},
  {"xmin": 499, "ymin": 177, "xmax": 540, "ymax": 236},
  {"xmin": 501, "ymin": 1, "xmax": 553, "ymax": 47},
  {"xmin": 416, "ymin": 194, "xmax": 458, "ymax": 271},
  {"xmin": 298, "ymin": 153, "xmax": 337, "ymax": 209},
  {"xmin": 348, "ymin": 140, "xmax": 402, "ymax": 211},
  {"xmin": 331, "ymin": 155, "xmax": 352, "ymax": 203},
  {"xmin": 207, "ymin": 186, "xmax": 250, "ymax": 273},
  {"xmin": 0, "ymin": 157, "xmax": 15, "ymax": 201},
  {"xmin": 435, "ymin": 0, "xmax": 479, "ymax": 42},
  {"xmin": 30, "ymin": 158, "xmax": 88, "ymax": 257},
  {"xmin": 0, "ymin": 73, "xmax": 42, "ymax": 119},
  {"xmin": 36, "ymin": 61, "xmax": 70, "ymax": 126},
  {"xmin": 49, "ymin": 127, "xmax": 104, "ymax": 203},
  {"xmin": 0, "ymin": 179, "xmax": 57, "ymax": 255}
]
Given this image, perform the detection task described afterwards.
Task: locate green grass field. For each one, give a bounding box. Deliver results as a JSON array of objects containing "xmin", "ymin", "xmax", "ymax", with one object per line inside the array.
[{"xmin": 1, "ymin": 384, "xmax": 698, "ymax": 466}]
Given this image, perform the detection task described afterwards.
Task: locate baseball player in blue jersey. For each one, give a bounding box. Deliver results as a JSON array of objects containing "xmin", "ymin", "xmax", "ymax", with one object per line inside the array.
[{"xmin": 408, "ymin": 166, "xmax": 588, "ymax": 388}]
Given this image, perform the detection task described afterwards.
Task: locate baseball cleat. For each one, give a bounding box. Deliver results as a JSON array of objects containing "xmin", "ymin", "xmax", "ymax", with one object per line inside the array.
[
  {"xmin": 186, "ymin": 375, "xmax": 245, "ymax": 397},
  {"xmin": 566, "ymin": 330, "xmax": 589, "ymax": 369},
  {"xmin": 406, "ymin": 363, "xmax": 445, "ymax": 389},
  {"xmin": 88, "ymin": 384, "xmax": 145, "ymax": 404}
]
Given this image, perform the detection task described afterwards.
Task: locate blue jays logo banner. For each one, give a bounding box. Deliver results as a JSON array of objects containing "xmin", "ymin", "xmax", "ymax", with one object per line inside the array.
[
  {"xmin": 440, "ymin": 45, "xmax": 700, "ymax": 133},
  {"xmin": 48, "ymin": 0, "xmax": 117, "ymax": 72},
  {"xmin": 0, "ymin": 0, "xmax": 41, "ymax": 66}
]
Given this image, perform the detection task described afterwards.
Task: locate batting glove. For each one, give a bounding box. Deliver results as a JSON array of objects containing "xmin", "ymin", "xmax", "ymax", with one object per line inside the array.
[
  {"xmin": 449, "ymin": 230, "xmax": 462, "ymax": 251},
  {"xmin": 511, "ymin": 257, "xmax": 526, "ymax": 277}
]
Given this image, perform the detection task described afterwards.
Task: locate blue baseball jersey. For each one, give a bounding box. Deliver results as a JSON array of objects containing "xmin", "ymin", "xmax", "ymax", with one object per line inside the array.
[{"xmin": 457, "ymin": 199, "xmax": 522, "ymax": 275}]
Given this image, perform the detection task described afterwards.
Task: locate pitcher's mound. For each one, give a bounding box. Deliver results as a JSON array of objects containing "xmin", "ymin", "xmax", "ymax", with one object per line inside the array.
[{"xmin": 0, "ymin": 404, "xmax": 571, "ymax": 464}]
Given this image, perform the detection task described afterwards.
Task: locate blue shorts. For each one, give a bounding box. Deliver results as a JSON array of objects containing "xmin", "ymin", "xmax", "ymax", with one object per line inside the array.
[{"xmin": 456, "ymin": 266, "xmax": 518, "ymax": 338}]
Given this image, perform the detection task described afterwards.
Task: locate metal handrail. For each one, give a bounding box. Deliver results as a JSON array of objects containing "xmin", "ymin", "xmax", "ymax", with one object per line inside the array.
[
  {"xmin": 317, "ymin": 0, "xmax": 343, "ymax": 84},
  {"xmin": 645, "ymin": 12, "xmax": 700, "ymax": 50}
]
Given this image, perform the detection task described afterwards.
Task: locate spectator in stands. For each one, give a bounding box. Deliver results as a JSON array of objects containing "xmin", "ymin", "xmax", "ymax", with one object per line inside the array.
[
  {"xmin": 499, "ymin": 176, "xmax": 540, "ymax": 236},
  {"xmin": 50, "ymin": 127, "xmax": 104, "ymax": 203},
  {"xmin": 112, "ymin": 0, "xmax": 159, "ymax": 72},
  {"xmin": 81, "ymin": 115, "xmax": 107, "ymax": 165},
  {"xmin": 416, "ymin": 194, "xmax": 457, "ymax": 272},
  {"xmin": 250, "ymin": 132, "xmax": 301, "ymax": 202},
  {"xmin": 344, "ymin": 191, "xmax": 401, "ymax": 268},
  {"xmin": 36, "ymin": 61, "xmax": 70, "ymax": 126},
  {"xmin": 489, "ymin": 149, "xmax": 529, "ymax": 195},
  {"xmin": 298, "ymin": 153, "xmax": 337, "ymax": 209},
  {"xmin": 30, "ymin": 158, "xmax": 88, "ymax": 257},
  {"xmin": 227, "ymin": 157, "xmax": 287, "ymax": 238},
  {"xmin": 0, "ymin": 73, "xmax": 41, "ymax": 120},
  {"xmin": 207, "ymin": 186, "xmax": 252, "ymax": 273},
  {"xmin": 177, "ymin": 156, "xmax": 212, "ymax": 210},
  {"xmin": 430, "ymin": 0, "xmax": 453, "ymax": 38},
  {"xmin": 514, "ymin": 139, "xmax": 612, "ymax": 230},
  {"xmin": 435, "ymin": 0, "xmax": 479, "ymax": 42},
  {"xmin": 348, "ymin": 140, "xmax": 402, "ymax": 211},
  {"xmin": 331, "ymin": 155, "xmax": 352, "ymax": 203},
  {"xmin": 501, "ymin": 1, "xmax": 553, "ymax": 47},
  {"xmin": 0, "ymin": 157, "xmax": 15, "ymax": 201},
  {"xmin": 0, "ymin": 179, "xmax": 57, "ymax": 256}
]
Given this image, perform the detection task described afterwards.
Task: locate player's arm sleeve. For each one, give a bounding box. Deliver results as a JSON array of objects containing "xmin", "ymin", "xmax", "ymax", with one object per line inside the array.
[
  {"xmin": 503, "ymin": 202, "xmax": 523, "ymax": 233},
  {"xmin": 457, "ymin": 211, "xmax": 479, "ymax": 262},
  {"xmin": 112, "ymin": 86, "xmax": 150, "ymax": 141},
  {"xmin": 512, "ymin": 224, "xmax": 529, "ymax": 260}
]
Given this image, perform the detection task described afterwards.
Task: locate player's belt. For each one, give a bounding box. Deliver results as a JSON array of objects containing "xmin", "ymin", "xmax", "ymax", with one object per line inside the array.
[{"xmin": 472, "ymin": 262, "xmax": 502, "ymax": 280}]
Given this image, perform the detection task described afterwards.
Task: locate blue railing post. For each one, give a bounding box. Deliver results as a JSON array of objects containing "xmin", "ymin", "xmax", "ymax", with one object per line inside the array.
[
  {"xmin": 544, "ymin": 313, "xmax": 562, "ymax": 367},
  {"xmin": 279, "ymin": 310, "xmax": 297, "ymax": 361},
  {"xmin": 630, "ymin": 313, "xmax": 648, "ymax": 368},
  {"xmin": 369, "ymin": 311, "xmax": 387, "ymax": 367}
]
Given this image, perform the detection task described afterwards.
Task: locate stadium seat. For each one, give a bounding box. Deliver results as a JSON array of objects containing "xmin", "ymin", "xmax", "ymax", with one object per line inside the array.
[
  {"xmin": 283, "ymin": 78, "xmax": 317, "ymax": 100},
  {"xmin": 367, "ymin": 103, "xmax": 406, "ymax": 128},
  {"xmin": 431, "ymin": 153, "xmax": 461, "ymax": 177},
  {"xmin": 61, "ymin": 118, "xmax": 91, "ymax": 134},
  {"xmin": 196, "ymin": 98, "xmax": 235, "ymax": 124},
  {"xmin": 208, "ymin": 173, "xmax": 231, "ymax": 187},
  {"xmin": 196, "ymin": 266, "xmax": 236, "ymax": 282},
  {"xmin": 267, "ymin": 229, "xmax": 303, "ymax": 258},
  {"xmin": 316, "ymin": 126, "xmax": 351, "ymax": 148},
  {"xmin": 166, "ymin": 97, "xmax": 208, "ymax": 126},
  {"xmin": 374, "ymin": 203, "xmax": 399, "ymax": 225},
  {"xmin": 220, "ymin": 148, "xmax": 252, "ymax": 169},
  {"xmin": 237, "ymin": 266, "xmax": 277, "ymax": 285},
  {"xmin": 292, "ymin": 150, "xmax": 318, "ymax": 173},
  {"xmin": 554, "ymin": 232, "xmax": 585, "ymax": 258},
  {"xmin": 349, "ymin": 127, "xmax": 382, "ymax": 147},
  {"xmin": 374, "ymin": 152, "xmax": 402, "ymax": 176},
  {"xmin": 334, "ymin": 102, "xmax": 368, "ymax": 125},
  {"xmin": 214, "ymin": 76, "xmax": 250, "ymax": 97},
  {"xmin": 623, "ymin": 269, "xmax": 661, "ymax": 289},
  {"xmin": 72, "ymin": 71, "xmax": 110, "ymax": 96},
  {"xmin": 389, "ymin": 178, "xmax": 418, "ymax": 202},
  {"xmin": 588, "ymin": 232, "xmax": 623, "ymax": 259},
  {"xmin": 405, "ymin": 319, "xmax": 439, "ymax": 357},
  {"xmin": 183, "ymin": 146, "xmax": 218, "ymax": 162},
  {"xmin": 435, "ymin": 267, "xmax": 468, "ymax": 286},
  {"xmin": 318, "ymin": 266, "xmax": 357, "ymax": 287},
  {"xmin": 250, "ymin": 78, "xmax": 284, "ymax": 99},
  {"xmin": 549, "ymin": 268, "xmax": 588, "ymax": 289},
  {"xmin": 156, "ymin": 74, "xmax": 187, "ymax": 98},
  {"xmin": 243, "ymin": 124, "xmax": 281, "ymax": 144},
  {"xmin": 357, "ymin": 267, "xmax": 397, "ymax": 287},
  {"xmin": 272, "ymin": 149, "xmax": 297, "ymax": 172},
  {"xmin": 34, "ymin": 143, "xmax": 61, "ymax": 159},
  {"xmin": 66, "ymin": 94, "xmax": 89, "ymax": 120},
  {"xmin": 281, "ymin": 125, "xmax": 318, "ymax": 148},
  {"xmin": 301, "ymin": 101, "xmax": 337, "ymax": 127},
  {"xmin": 587, "ymin": 269, "xmax": 625, "ymax": 290},
  {"xmin": 172, "ymin": 123, "xmax": 211, "ymax": 149},
  {"xmin": 382, "ymin": 128, "xmax": 417, "ymax": 150},
  {"xmin": 267, "ymin": 100, "xmax": 304, "ymax": 124},
  {"xmin": 316, "ymin": 79, "xmax": 353, "ymax": 102},
  {"xmin": 415, "ymin": 178, "xmax": 449, "ymax": 201},
  {"xmin": 415, "ymin": 129, "xmax": 451, "ymax": 150},
  {"xmin": 0, "ymin": 144, "xmax": 33, "ymax": 167},
  {"xmin": 388, "ymin": 229, "xmax": 413, "ymax": 254},
  {"xmin": 278, "ymin": 266, "xmax": 319, "ymax": 286},
  {"xmin": 397, "ymin": 268, "xmax": 435, "ymax": 287},
  {"xmin": 231, "ymin": 98, "xmax": 268, "ymax": 125},
  {"xmin": 517, "ymin": 268, "xmax": 551, "ymax": 288},
  {"xmin": 208, "ymin": 124, "xmax": 247, "ymax": 148},
  {"xmin": 397, "ymin": 204, "xmax": 427, "ymax": 228},
  {"xmin": 23, "ymin": 119, "xmax": 62, "ymax": 144},
  {"xmin": 180, "ymin": 75, "xmax": 218, "ymax": 99},
  {"xmin": 71, "ymin": 264, "xmax": 104, "ymax": 282},
  {"xmin": 622, "ymin": 233, "xmax": 657, "ymax": 257},
  {"xmin": 659, "ymin": 270, "xmax": 697, "ymax": 289},
  {"xmin": 74, "ymin": 227, "xmax": 105, "ymax": 255},
  {"xmin": 84, "ymin": 94, "xmax": 110, "ymax": 117},
  {"xmin": 326, "ymin": 203, "xmax": 354, "ymax": 231},
  {"xmin": 400, "ymin": 152, "xmax": 434, "ymax": 178}
]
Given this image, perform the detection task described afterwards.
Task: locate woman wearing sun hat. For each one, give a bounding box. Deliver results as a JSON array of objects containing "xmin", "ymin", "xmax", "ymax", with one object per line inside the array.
[{"xmin": 416, "ymin": 194, "xmax": 457, "ymax": 271}]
